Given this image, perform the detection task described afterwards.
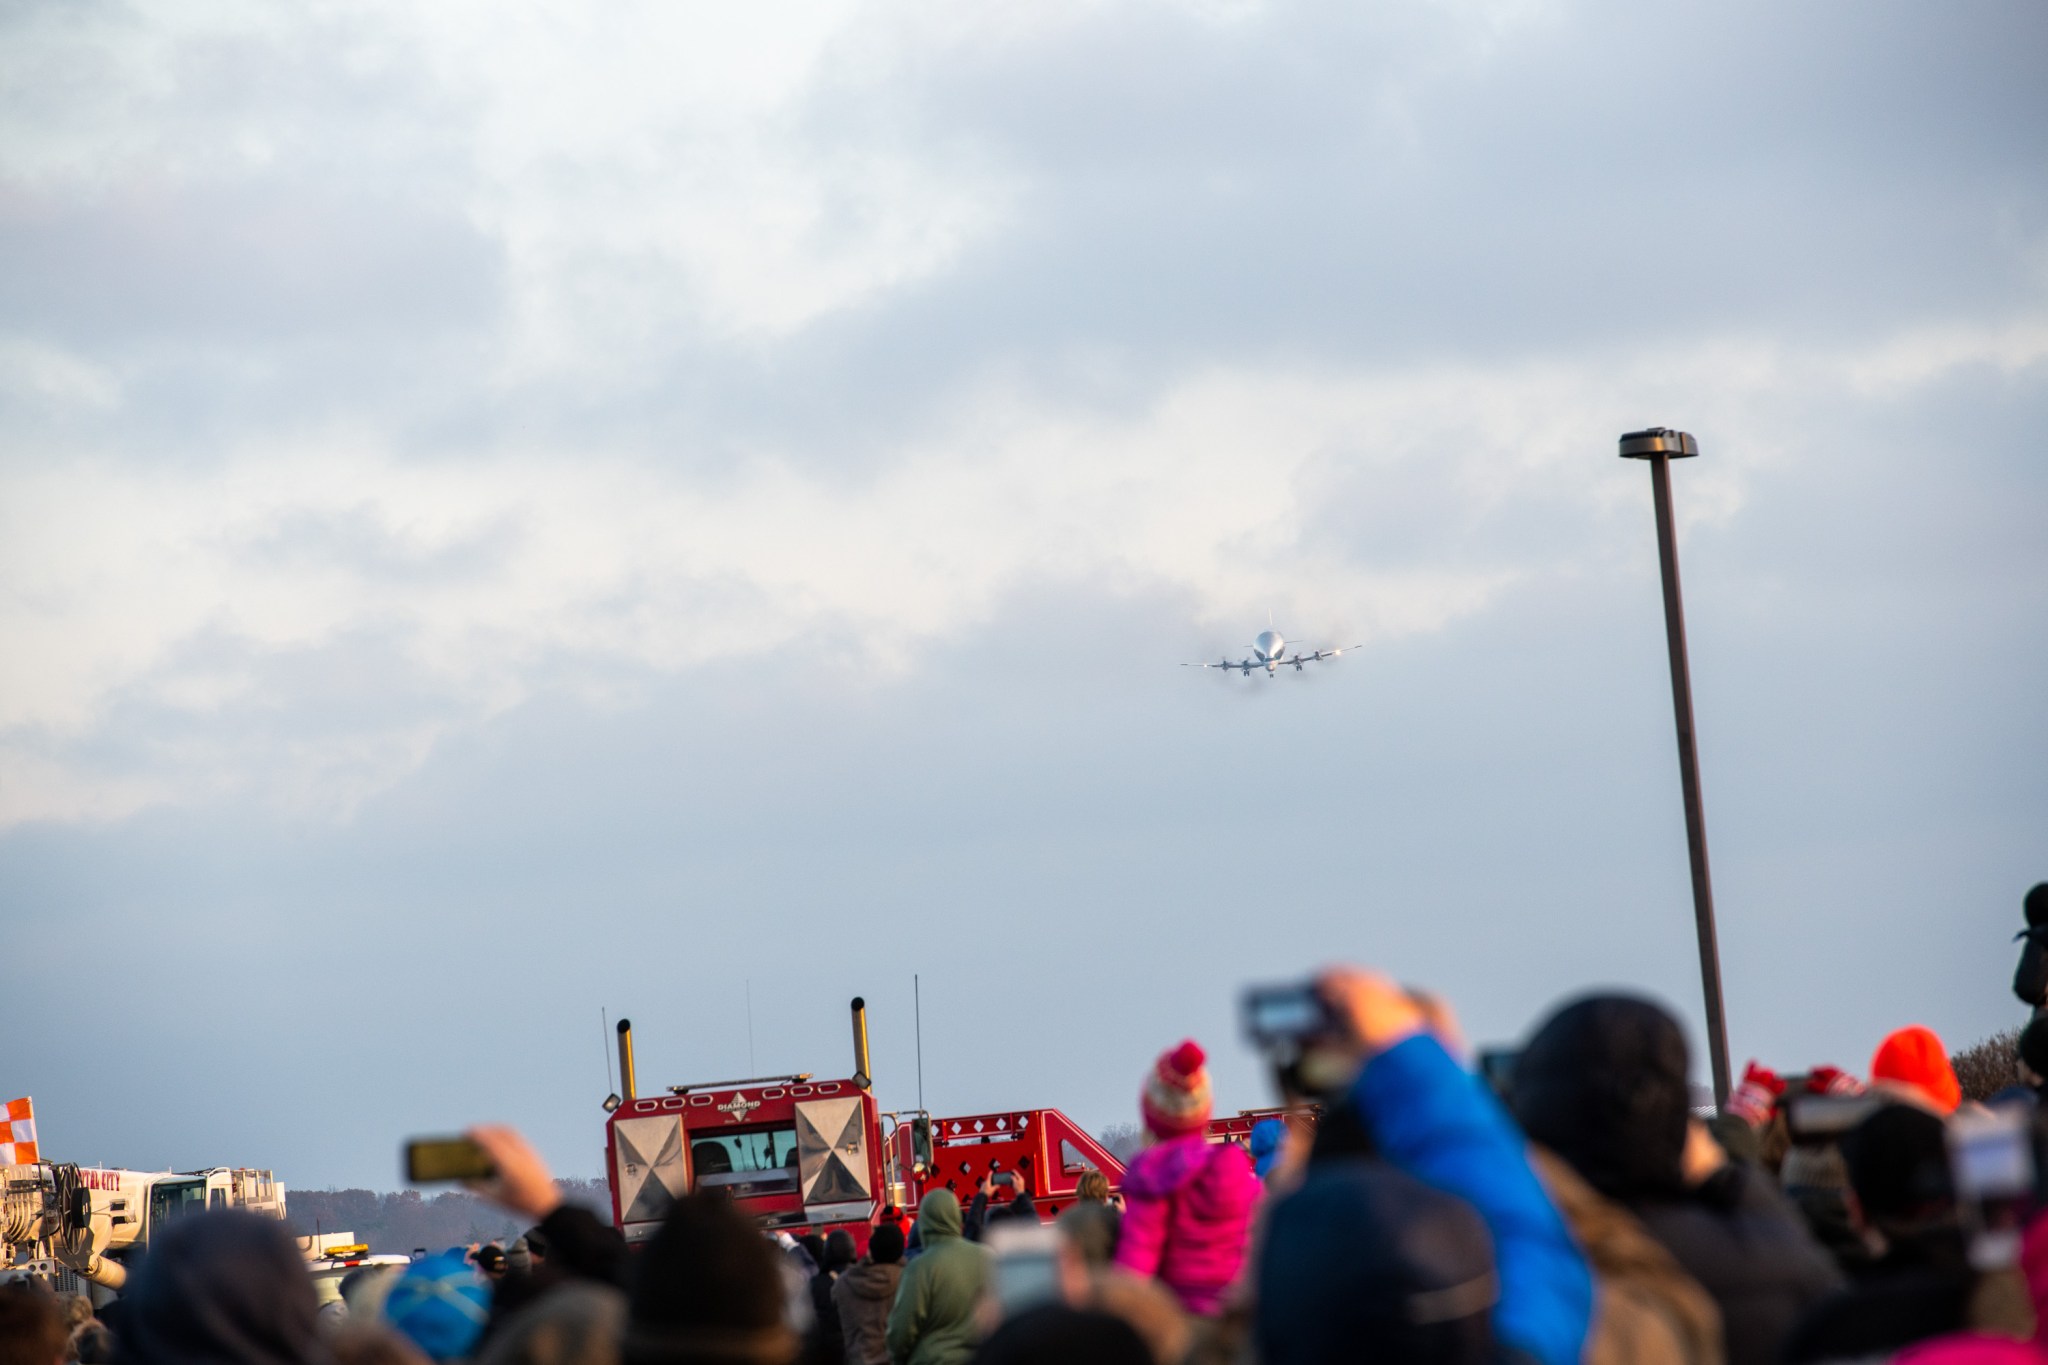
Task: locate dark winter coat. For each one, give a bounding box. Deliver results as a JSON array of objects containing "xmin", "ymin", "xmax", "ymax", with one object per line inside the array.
[
  {"xmin": 1629, "ymin": 1160, "xmax": 1844, "ymax": 1361},
  {"xmin": 1355, "ymin": 1035, "xmax": 1594, "ymax": 1365},
  {"xmin": 887, "ymin": 1191, "xmax": 990, "ymax": 1365},
  {"xmin": 834, "ymin": 1260, "xmax": 903, "ymax": 1365},
  {"xmin": 1512, "ymin": 995, "xmax": 1841, "ymax": 1365},
  {"xmin": 1784, "ymin": 1231, "xmax": 1979, "ymax": 1363}
]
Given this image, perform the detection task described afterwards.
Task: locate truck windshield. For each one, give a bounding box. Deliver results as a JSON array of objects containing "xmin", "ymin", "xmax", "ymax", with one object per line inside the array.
[
  {"xmin": 150, "ymin": 1178, "xmax": 207, "ymax": 1228},
  {"xmin": 691, "ymin": 1126, "xmax": 798, "ymax": 1193}
]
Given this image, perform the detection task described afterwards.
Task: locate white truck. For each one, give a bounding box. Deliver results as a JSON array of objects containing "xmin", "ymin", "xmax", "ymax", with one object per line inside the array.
[{"xmin": 2, "ymin": 1162, "xmax": 287, "ymax": 1296}]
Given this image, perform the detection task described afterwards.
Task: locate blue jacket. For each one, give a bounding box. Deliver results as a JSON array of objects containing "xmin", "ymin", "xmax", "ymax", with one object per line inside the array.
[{"xmin": 1349, "ymin": 1034, "xmax": 1592, "ymax": 1365}]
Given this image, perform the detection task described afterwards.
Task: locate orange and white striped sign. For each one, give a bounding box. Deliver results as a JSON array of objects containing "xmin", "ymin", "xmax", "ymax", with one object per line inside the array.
[{"xmin": 1, "ymin": 1097, "xmax": 38, "ymax": 1165}]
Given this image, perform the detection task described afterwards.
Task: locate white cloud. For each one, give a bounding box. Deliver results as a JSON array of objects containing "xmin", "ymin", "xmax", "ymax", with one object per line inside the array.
[{"xmin": 3, "ymin": 318, "xmax": 2037, "ymax": 824}]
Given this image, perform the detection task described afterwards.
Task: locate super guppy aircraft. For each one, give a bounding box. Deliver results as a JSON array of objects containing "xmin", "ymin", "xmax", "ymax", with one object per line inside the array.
[{"xmin": 1183, "ymin": 629, "xmax": 1362, "ymax": 678}]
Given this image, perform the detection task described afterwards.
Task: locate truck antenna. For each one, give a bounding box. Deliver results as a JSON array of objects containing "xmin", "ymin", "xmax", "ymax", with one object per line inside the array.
[
  {"xmin": 746, "ymin": 979, "xmax": 757, "ymax": 1074},
  {"xmin": 602, "ymin": 1007, "xmax": 615, "ymax": 1094},
  {"xmin": 914, "ymin": 974, "xmax": 925, "ymax": 1112}
]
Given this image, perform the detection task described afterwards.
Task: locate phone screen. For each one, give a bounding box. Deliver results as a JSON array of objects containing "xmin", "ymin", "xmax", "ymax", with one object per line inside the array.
[
  {"xmin": 1242, "ymin": 985, "xmax": 1326, "ymax": 1046},
  {"xmin": 987, "ymin": 1224, "xmax": 1062, "ymax": 1314},
  {"xmin": 405, "ymin": 1137, "xmax": 495, "ymax": 1184},
  {"xmin": 1950, "ymin": 1108, "xmax": 2034, "ymax": 1200}
]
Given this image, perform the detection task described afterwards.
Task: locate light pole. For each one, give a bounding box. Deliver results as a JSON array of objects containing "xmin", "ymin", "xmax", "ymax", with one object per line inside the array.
[{"xmin": 1619, "ymin": 427, "xmax": 1732, "ymax": 1109}]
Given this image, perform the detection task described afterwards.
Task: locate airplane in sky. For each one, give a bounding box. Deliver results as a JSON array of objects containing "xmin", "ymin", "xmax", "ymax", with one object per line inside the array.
[{"xmin": 1183, "ymin": 628, "xmax": 1362, "ymax": 678}]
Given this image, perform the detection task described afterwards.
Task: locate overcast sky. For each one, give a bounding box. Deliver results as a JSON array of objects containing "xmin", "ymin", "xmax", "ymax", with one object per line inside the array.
[{"xmin": 2, "ymin": 0, "xmax": 2044, "ymax": 1193}]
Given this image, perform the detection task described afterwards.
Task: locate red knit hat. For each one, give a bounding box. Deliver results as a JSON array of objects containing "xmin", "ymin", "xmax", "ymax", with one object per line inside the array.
[
  {"xmin": 1141, "ymin": 1039, "xmax": 1213, "ymax": 1137},
  {"xmin": 1870, "ymin": 1026, "xmax": 1961, "ymax": 1115}
]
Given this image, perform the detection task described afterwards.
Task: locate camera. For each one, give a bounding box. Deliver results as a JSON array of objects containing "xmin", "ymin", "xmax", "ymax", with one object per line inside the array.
[
  {"xmin": 1242, "ymin": 983, "xmax": 1338, "ymax": 1049},
  {"xmin": 1241, "ymin": 982, "xmax": 1350, "ymax": 1100},
  {"xmin": 1784, "ymin": 1093, "xmax": 1885, "ymax": 1145}
]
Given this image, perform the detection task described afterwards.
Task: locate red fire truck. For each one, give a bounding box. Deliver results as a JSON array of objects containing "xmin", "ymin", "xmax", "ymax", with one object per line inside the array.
[
  {"xmin": 1206, "ymin": 1106, "xmax": 1319, "ymax": 1147},
  {"xmin": 602, "ymin": 999, "xmax": 1126, "ymax": 1248}
]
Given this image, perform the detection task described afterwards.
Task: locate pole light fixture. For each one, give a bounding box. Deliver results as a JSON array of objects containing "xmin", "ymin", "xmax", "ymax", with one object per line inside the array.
[{"xmin": 1619, "ymin": 427, "xmax": 1732, "ymax": 1109}]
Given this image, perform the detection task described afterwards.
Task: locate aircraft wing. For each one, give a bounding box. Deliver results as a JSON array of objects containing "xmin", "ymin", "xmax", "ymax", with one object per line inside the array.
[
  {"xmin": 1279, "ymin": 645, "xmax": 1365, "ymax": 668},
  {"xmin": 1181, "ymin": 660, "xmax": 1246, "ymax": 670}
]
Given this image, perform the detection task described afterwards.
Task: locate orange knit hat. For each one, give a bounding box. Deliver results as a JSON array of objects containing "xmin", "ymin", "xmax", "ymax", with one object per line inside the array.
[{"xmin": 1870, "ymin": 1025, "xmax": 1961, "ymax": 1114}]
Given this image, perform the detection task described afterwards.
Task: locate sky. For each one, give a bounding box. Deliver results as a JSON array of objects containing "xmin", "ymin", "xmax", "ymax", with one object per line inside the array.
[{"xmin": 2, "ymin": 0, "xmax": 2044, "ymax": 1193}]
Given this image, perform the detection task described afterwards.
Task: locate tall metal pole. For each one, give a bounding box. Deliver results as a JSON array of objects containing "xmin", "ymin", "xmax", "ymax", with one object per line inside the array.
[{"xmin": 1620, "ymin": 427, "xmax": 1732, "ymax": 1108}]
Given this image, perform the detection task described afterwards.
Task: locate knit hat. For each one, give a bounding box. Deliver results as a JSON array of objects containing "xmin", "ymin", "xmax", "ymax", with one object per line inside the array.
[
  {"xmin": 626, "ymin": 1192, "xmax": 797, "ymax": 1365},
  {"xmin": 384, "ymin": 1252, "xmax": 492, "ymax": 1362},
  {"xmin": 1870, "ymin": 1026, "xmax": 1962, "ymax": 1115},
  {"xmin": 1141, "ymin": 1040, "xmax": 1213, "ymax": 1138},
  {"xmin": 1509, "ymin": 994, "xmax": 1693, "ymax": 1202},
  {"xmin": 1248, "ymin": 1119, "xmax": 1288, "ymax": 1180}
]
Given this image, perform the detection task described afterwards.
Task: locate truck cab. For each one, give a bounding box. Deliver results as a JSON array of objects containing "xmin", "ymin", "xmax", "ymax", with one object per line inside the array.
[{"xmin": 607, "ymin": 1075, "xmax": 884, "ymax": 1246}]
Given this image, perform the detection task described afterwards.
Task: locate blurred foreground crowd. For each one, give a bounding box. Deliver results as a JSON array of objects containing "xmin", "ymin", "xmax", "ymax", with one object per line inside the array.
[{"xmin": 10, "ymin": 889, "xmax": 2048, "ymax": 1365}]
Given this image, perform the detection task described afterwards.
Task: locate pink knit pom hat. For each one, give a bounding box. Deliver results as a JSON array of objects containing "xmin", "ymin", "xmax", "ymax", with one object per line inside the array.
[{"xmin": 1141, "ymin": 1039, "xmax": 1213, "ymax": 1137}]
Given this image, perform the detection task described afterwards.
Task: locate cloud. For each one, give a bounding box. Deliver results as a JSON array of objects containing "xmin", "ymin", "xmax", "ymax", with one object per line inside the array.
[{"xmin": 3, "ymin": 316, "xmax": 2042, "ymax": 826}]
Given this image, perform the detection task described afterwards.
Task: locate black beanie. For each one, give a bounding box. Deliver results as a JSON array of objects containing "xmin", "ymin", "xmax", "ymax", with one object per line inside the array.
[
  {"xmin": 626, "ymin": 1193, "xmax": 796, "ymax": 1365},
  {"xmin": 1841, "ymin": 1103, "xmax": 1954, "ymax": 1225},
  {"xmin": 1509, "ymin": 994, "xmax": 1693, "ymax": 1203}
]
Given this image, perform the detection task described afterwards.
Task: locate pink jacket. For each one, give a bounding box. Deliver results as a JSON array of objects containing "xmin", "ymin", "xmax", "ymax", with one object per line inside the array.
[{"xmin": 1113, "ymin": 1134, "xmax": 1261, "ymax": 1315}]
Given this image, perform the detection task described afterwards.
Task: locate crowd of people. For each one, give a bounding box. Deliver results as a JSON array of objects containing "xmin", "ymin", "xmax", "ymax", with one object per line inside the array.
[{"xmin": 7, "ymin": 915, "xmax": 2048, "ymax": 1365}]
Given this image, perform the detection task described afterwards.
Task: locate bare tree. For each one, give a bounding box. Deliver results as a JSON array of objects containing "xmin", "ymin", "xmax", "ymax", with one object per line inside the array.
[
  {"xmin": 1098, "ymin": 1123, "xmax": 1143, "ymax": 1164},
  {"xmin": 1951, "ymin": 1028, "xmax": 2023, "ymax": 1104}
]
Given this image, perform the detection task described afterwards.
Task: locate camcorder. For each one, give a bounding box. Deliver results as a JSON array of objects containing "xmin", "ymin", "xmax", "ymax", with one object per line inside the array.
[
  {"xmin": 1783, "ymin": 1092, "xmax": 1886, "ymax": 1145},
  {"xmin": 1241, "ymin": 982, "xmax": 1352, "ymax": 1101}
]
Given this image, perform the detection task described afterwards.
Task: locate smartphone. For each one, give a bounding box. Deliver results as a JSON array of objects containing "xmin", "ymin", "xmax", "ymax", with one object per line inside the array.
[
  {"xmin": 1949, "ymin": 1106, "xmax": 2036, "ymax": 1269},
  {"xmin": 405, "ymin": 1137, "xmax": 495, "ymax": 1184},
  {"xmin": 992, "ymin": 1172, "xmax": 1017, "ymax": 1189},
  {"xmin": 1241, "ymin": 983, "xmax": 1334, "ymax": 1049},
  {"xmin": 986, "ymin": 1223, "xmax": 1062, "ymax": 1314}
]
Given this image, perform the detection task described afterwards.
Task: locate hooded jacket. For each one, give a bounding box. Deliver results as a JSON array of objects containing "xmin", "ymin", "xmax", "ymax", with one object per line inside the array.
[
  {"xmin": 1113, "ymin": 1133, "xmax": 1262, "ymax": 1315},
  {"xmin": 834, "ymin": 1259, "xmax": 903, "ymax": 1365},
  {"xmin": 1353, "ymin": 1034, "xmax": 1594, "ymax": 1365},
  {"xmin": 112, "ymin": 1209, "xmax": 322, "ymax": 1365},
  {"xmin": 886, "ymin": 1191, "xmax": 989, "ymax": 1365},
  {"xmin": 1511, "ymin": 995, "xmax": 1841, "ymax": 1365}
]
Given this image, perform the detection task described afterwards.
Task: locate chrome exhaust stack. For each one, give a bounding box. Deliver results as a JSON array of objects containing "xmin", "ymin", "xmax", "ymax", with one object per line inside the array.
[
  {"xmin": 850, "ymin": 997, "xmax": 872, "ymax": 1090},
  {"xmin": 617, "ymin": 1018, "xmax": 638, "ymax": 1103}
]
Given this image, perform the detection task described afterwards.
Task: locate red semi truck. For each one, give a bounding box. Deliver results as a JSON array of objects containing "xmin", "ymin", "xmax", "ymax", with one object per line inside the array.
[{"xmin": 602, "ymin": 998, "xmax": 1126, "ymax": 1248}]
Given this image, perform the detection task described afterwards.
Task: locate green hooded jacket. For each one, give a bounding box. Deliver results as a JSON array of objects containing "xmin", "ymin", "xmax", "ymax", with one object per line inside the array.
[{"xmin": 885, "ymin": 1190, "xmax": 989, "ymax": 1365}]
